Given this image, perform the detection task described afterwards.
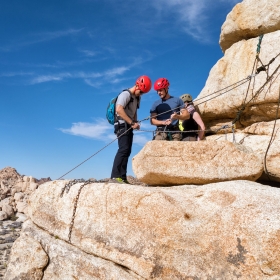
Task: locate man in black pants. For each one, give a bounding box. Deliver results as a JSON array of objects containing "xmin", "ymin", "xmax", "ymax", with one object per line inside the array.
[{"xmin": 111, "ymin": 75, "xmax": 152, "ymax": 184}]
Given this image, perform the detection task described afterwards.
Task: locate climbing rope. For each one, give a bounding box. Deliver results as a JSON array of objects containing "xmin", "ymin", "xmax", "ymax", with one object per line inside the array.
[
  {"xmin": 137, "ymin": 124, "xmax": 234, "ymax": 135},
  {"xmin": 194, "ymin": 76, "xmax": 254, "ymax": 106},
  {"xmin": 57, "ymin": 127, "xmax": 132, "ymax": 180},
  {"xmin": 256, "ymin": 34, "xmax": 264, "ymax": 55},
  {"xmin": 232, "ymin": 62, "xmax": 280, "ymax": 127}
]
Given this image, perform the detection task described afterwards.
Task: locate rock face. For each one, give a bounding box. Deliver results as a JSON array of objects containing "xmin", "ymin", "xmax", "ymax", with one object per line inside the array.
[
  {"xmin": 132, "ymin": 140, "xmax": 263, "ymax": 185},
  {"xmin": 197, "ymin": 30, "xmax": 280, "ymax": 128},
  {"xmin": 196, "ymin": 2, "xmax": 280, "ymax": 183},
  {"xmin": 0, "ymin": 167, "xmax": 51, "ymax": 220},
  {"xmin": 3, "ymin": 2, "xmax": 280, "ymax": 279},
  {"xmin": 206, "ymin": 132, "xmax": 280, "ymax": 182},
  {"xmin": 5, "ymin": 220, "xmax": 142, "ymax": 280},
  {"xmin": 4, "ymin": 235, "xmax": 48, "ymax": 280},
  {"xmin": 220, "ymin": 0, "xmax": 280, "ymax": 52},
  {"xmin": 5, "ymin": 180, "xmax": 280, "ymax": 279}
]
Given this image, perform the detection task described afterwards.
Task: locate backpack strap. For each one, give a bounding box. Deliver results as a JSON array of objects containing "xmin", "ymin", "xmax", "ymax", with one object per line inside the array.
[{"xmin": 115, "ymin": 89, "xmax": 135, "ymax": 123}]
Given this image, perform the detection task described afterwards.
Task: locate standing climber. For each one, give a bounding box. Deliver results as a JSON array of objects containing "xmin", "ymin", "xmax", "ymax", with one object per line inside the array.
[
  {"xmin": 111, "ymin": 75, "xmax": 152, "ymax": 184},
  {"xmin": 179, "ymin": 93, "xmax": 205, "ymax": 141},
  {"xmin": 150, "ymin": 78, "xmax": 189, "ymax": 140}
]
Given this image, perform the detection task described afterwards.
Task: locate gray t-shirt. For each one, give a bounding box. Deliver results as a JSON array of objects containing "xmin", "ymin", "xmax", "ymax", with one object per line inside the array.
[{"xmin": 115, "ymin": 90, "xmax": 140, "ymax": 124}]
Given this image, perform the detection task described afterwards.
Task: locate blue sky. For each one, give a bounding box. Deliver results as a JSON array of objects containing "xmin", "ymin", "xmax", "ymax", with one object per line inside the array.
[{"xmin": 0, "ymin": 0, "xmax": 240, "ymax": 180}]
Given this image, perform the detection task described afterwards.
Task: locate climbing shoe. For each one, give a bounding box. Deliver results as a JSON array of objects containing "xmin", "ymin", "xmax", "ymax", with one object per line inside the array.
[{"xmin": 112, "ymin": 178, "xmax": 129, "ymax": 184}]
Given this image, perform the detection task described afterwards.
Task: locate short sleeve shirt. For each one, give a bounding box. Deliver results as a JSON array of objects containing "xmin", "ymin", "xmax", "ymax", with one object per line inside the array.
[
  {"xmin": 115, "ymin": 90, "xmax": 140, "ymax": 124},
  {"xmin": 150, "ymin": 96, "xmax": 185, "ymax": 125}
]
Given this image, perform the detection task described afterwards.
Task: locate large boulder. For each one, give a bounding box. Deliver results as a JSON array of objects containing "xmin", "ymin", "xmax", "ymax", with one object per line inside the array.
[
  {"xmin": 197, "ymin": 30, "xmax": 280, "ymax": 130},
  {"xmin": 132, "ymin": 141, "xmax": 263, "ymax": 185},
  {"xmin": 5, "ymin": 220, "xmax": 142, "ymax": 280},
  {"xmin": 11, "ymin": 180, "xmax": 279, "ymax": 279},
  {"xmin": 0, "ymin": 167, "xmax": 41, "ymax": 216},
  {"xmin": 0, "ymin": 167, "xmax": 22, "ymax": 200},
  {"xmin": 207, "ymin": 132, "xmax": 280, "ymax": 182},
  {"xmin": 4, "ymin": 235, "xmax": 48, "ymax": 280},
  {"xmin": 220, "ymin": 0, "xmax": 280, "ymax": 52},
  {"xmin": 243, "ymin": 119, "xmax": 280, "ymax": 136},
  {"xmin": 0, "ymin": 167, "xmax": 22, "ymax": 183}
]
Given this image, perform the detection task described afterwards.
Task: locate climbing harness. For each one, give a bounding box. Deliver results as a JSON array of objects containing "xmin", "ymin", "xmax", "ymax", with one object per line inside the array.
[{"xmin": 153, "ymin": 124, "xmax": 181, "ymax": 141}]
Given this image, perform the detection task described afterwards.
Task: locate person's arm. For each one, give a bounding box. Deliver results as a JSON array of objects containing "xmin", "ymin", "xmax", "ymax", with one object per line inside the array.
[
  {"xmin": 193, "ymin": 112, "xmax": 205, "ymax": 140},
  {"xmin": 133, "ymin": 111, "xmax": 140, "ymax": 129},
  {"xmin": 116, "ymin": 105, "xmax": 139, "ymax": 129},
  {"xmin": 150, "ymin": 112, "xmax": 171, "ymax": 126},
  {"xmin": 170, "ymin": 108, "xmax": 190, "ymax": 121}
]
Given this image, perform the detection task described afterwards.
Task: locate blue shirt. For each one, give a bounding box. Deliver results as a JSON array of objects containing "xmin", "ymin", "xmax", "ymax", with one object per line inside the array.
[{"xmin": 150, "ymin": 96, "xmax": 184, "ymax": 125}]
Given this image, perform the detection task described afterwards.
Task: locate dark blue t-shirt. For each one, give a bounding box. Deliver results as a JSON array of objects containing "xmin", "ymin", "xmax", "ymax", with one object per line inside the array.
[{"xmin": 150, "ymin": 96, "xmax": 184, "ymax": 124}]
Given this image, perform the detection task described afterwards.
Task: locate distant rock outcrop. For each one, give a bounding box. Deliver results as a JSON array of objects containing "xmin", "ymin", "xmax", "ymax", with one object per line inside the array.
[{"xmin": 0, "ymin": 167, "xmax": 52, "ymax": 220}]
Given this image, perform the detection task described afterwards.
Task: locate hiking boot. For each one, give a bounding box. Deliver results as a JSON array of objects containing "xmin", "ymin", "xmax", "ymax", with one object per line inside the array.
[{"xmin": 111, "ymin": 178, "xmax": 129, "ymax": 184}]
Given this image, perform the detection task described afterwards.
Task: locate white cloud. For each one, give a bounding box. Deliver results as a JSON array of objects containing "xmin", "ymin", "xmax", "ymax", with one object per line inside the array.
[
  {"xmin": 59, "ymin": 118, "xmax": 151, "ymax": 146},
  {"xmin": 76, "ymin": 72, "xmax": 102, "ymax": 79},
  {"xmin": 151, "ymin": 0, "xmax": 240, "ymax": 41},
  {"xmin": 0, "ymin": 72, "xmax": 33, "ymax": 77},
  {"xmin": 59, "ymin": 118, "xmax": 113, "ymax": 140},
  {"xmin": 1, "ymin": 29, "xmax": 84, "ymax": 52},
  {"xmin": 30, "ymin": 66, "xmax": 130, "ymax": 86},
  {"xmin": 80, "ymin": 49, "xmax": 98, "ymax": 57},
  {"xmin": 133, "ymin": 133, "xmax": 151, "ymax": 146},
  {"xmin": 30, "ymin": 73, "xmax": 72, "ymax": 84},
  {"xmin": 104, "ymin": 67, "xmax": 129, "ymax": 78},
  {"xmin": 84, "ymin": 79, "xmax": 103, "ymax": 88}
]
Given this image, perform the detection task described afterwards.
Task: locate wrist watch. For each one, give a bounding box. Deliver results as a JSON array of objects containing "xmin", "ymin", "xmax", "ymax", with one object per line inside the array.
[{"xmin": 130, "ymin": 120, "xmax": 135, "ymax": 126}]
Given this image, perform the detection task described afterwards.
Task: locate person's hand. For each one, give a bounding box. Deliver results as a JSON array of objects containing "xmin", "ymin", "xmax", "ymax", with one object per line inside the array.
[
  {"xmin": 163, "ymin": 119, "xmax": 171, "ymax": 126},
  {"xmin": 170, "ymin": 111, "xmax": 178, "ymax": 120},
  {"xmin": 132, "ymin": 122, "xmax": 140, "ymax": 130}
]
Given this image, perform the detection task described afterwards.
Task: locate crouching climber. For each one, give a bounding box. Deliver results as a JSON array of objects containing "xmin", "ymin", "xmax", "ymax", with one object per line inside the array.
[{"xmin": 179, "ymin": 93, "xmax": 205, "ymax": 141}]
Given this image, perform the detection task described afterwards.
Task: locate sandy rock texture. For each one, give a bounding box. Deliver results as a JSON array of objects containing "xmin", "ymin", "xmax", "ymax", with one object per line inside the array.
[
  {"xmin": 0, "ymin": 167, "xmax": 51, "ymax": 220},
  {"xmin": 197, "ymin": 30, "xmax": 280, "ymax": 130},
  {"xmin": 132, "ymin": 140, "xmax": 263, "ymax": 185},
  {"xmin": 0, "ymin": 219, "xmax": 23, "ymax": 279},
  {"xmin": 207, "ymin": 132, "xmax": 280, "ymax": 182},
  {"xmin": 4, "ymin": 235, "xmax": 48, "ymax": 280},
  {"xmin": 14, "ymin": 179, "xmax": 280, "ymax": 279},
  {"xmin": 220, "ymin": 0, "xmax": 280, "ymax": 52},
  {"xmin": 5, "ymin": 220, "xmax": 142, "ymax": 280}
]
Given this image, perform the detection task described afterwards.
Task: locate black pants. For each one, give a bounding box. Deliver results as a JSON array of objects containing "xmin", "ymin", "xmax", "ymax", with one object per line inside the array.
[{"xmin": 111, "ymin": 123, "xmax": 133, "ymax": 180}]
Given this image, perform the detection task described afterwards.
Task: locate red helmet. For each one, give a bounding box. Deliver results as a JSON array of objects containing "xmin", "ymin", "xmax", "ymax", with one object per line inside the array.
[
  {"xmin": 135, "ymin": 75, "xmax": 152, "ymax": 93},
  {"xmin": 154, "ymin": 78, "xmax": 170, "ymax": 90}
]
